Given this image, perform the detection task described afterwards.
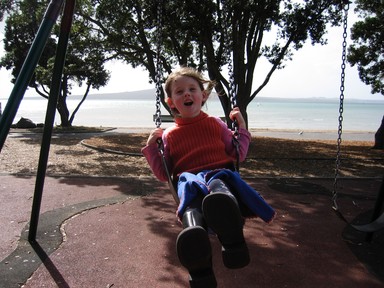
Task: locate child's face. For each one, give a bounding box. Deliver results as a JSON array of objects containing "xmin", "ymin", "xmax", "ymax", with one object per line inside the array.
[{"xmin": 167, "ymin": 76, "xmax": 208, "ymax": 118}]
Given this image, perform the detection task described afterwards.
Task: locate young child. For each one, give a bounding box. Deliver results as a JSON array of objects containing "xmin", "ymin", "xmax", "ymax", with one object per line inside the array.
[{"xmin": 142, "ymin": 67, "xmax": 275, "ymax": 287}]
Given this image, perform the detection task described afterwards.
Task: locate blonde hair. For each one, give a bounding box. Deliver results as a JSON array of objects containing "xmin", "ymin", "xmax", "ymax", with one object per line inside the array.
[{"xmin": 164, "ymin": 67, "xmax": 216, "ymax": 99}]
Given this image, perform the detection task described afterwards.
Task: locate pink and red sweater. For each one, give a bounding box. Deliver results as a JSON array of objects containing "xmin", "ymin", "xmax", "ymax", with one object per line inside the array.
[{"xmin": 142, "ymin": 112, "xmax": 251, "ymax": 181}]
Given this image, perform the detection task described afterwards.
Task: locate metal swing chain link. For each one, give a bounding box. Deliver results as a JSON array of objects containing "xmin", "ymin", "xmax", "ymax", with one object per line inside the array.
[
  {"xmin": 222, "ymin": 5, "xmax": 240, "ymax": 171},
  {"xmin": 223, "ymin": 6, "xmax": 239, "ymax": 138},
  {"xmin": 153, "ymin": 2, "xmax": 179, "ymax": 204},
  {"xmin": 228, "ymin": 54, "xmax": 241, "ymax": 171},
  {"xmin": 332, "ymin": 2, "xmax": 349, "ymax": 211},
  {"xmin": 154, "ymin": 1, "xmax": 163, "ymax": 129},
  {"xmin": 228, "ymin": 55, "xmax": 239, "ymax": 136},
  {"xmin": 227, "ymin": 52, "xmax": 236, "ymax": 109},
  {"xmin": 154, "ymin": 1, "xmax": 167, "ymax": 174}
]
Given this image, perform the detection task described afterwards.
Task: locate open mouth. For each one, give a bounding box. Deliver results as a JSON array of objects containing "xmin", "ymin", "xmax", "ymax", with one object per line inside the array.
[{"xmin": 184, "ymin": 101, "xmax": 193, "ymax": 106}]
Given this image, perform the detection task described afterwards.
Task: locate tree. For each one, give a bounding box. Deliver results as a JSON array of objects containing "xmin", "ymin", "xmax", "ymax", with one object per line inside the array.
[
  {"xmin": 347, "ymin": 0, "xmax": 384, "ymax": 149},
  {"xmin": 347, "ymin": 0, "xmax": 384, "ymax": 95},
  {"xmin": 0, "ymin": 0, "xmax": 110, "ymax": 126},
  {"xmin": 83, "ymin": 0, "xmax": 344, "ymax": 127},
  {"xmin": 0, "ymin": 0, "xmax": 13, "ymax": 21}
]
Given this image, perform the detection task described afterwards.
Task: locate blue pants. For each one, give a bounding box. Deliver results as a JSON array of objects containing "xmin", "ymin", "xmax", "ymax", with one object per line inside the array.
[{"xmin": 177, "ymin": 169, "xmax": 276, "ymax": 223}]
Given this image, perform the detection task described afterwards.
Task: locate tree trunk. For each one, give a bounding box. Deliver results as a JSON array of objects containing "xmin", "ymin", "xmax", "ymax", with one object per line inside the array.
[
  {"xmin": 69, "ymin": 83, "xmax": 91, "ymax": 125},
  {"xmin": 56, "ymin": 95, "xmax": 71, "ymax": 127},
  {"xmin": 373, "ymin": 116, "xmax": 384, "ymax": 149},
  {"xmin": 56, "ymin": 77, "xmax": 71, "ymax": 127}
]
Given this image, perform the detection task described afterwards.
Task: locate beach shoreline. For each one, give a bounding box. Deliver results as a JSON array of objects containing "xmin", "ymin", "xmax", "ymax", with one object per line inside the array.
[
  {"xmin": 8, "ymin": 126, "xmax": 377, "ymax": 142},
  {"xmin": 103, "ymin": 127, "xmax": 377, "ymax": 142},
  {"xmin": 249, "ymin": 129, "xmax": 376, "ymax": 141}
]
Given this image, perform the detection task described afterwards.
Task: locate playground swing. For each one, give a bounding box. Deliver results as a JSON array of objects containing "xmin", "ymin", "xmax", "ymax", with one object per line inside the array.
[
  {"xmin": 147, "ymin": 6, "xmax": 278, "ymax": 283},
  {"xmin": 331, "ymin": 2, "xmax": 384, "ymax": 236},
  {"xmin": 152, "ymin": 3, "xmax": 241, "ymax": 205},
  {"xmin": 152, "ymin": 2, "xmax": 384, "ymax": 235}
]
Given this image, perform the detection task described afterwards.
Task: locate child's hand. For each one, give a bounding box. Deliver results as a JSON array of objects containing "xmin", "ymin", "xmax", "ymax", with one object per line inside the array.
[
  {"xmin": 146, "ymin": 128, "xmax": 163, "ymax": 146},
  {"xmin": 229, "ymin": 107, "xmax": 246, "ymax": 129}
]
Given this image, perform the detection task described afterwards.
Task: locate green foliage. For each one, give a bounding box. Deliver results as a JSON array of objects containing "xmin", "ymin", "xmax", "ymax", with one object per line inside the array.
[
  {"xmin": 82, "ymin": 0, "xmax": 343, "ymax": 126},
  {"xmin": 347, "ymin": 0, "xmax": 384, "ymax": 95},
  {"xmin": 0, "ymin": 0, "xmax": 110, "ymax": 126},
  {"xmin": 1, "ymin": 0, "xmax": 346, "ymax": 127},
  {"xmin": 0, "ymin": 0, "xmax": 13, "ymax": 20}
]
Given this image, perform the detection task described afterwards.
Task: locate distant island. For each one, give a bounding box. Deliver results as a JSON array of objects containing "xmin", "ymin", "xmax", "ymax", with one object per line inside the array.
[{"xmin": 86, "ymin": 88, "xmax": 156, "ymax": 100}]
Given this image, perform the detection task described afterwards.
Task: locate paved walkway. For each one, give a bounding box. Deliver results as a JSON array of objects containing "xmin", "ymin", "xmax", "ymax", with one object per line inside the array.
[{"xmin": 1, "ymin": 174, "xmax": 383, "ymax": 287}]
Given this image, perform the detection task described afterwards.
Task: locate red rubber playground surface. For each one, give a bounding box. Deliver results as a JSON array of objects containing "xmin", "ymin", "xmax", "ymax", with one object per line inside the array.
[{"xmin": 0, "ymin": 175, "xmax": 383, "ymax": 287}]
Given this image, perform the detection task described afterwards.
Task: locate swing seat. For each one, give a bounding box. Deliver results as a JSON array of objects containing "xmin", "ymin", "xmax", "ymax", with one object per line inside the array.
[
  {"xmin": 153, "ymin": 114, "xmax": 174, "ymax": 122},
  {"xmin": 352, "ymin": 175, "xmax": 384, "ymax": 234},
  {"xmin": 352, "ymin": 212, "xmax": 384, "ymax": 233}
]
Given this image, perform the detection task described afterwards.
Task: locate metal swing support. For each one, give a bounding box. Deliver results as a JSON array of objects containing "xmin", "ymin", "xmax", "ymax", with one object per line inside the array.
[
  {"xmin": 0, "ymin": 0, "xmax": 76, "ymax": 242},
  {"xmin": 331, "ymin": 2, "xmax": 384, "ymax": 239},
  {"xmin": 153, "ymin": 1, "xmax": 179, "ymax": 205}
]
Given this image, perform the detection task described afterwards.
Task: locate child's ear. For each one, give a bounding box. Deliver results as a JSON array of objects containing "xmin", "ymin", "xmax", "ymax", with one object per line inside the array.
[
  {"xmin": 202, "ymin": 90, "xmax": 209, "ymax": 103},
  {"xmin": 166, "ymin": 97, "xmax": 174, "ymax": 108}
]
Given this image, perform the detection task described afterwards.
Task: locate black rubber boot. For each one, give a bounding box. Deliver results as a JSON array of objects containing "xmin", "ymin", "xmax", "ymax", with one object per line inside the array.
[
  {"xmin": 176, "ymin": 208, "xmax": 217, "ymax": 288},
  {"xmin": 202, "ymin": 179, "xmax": 250, "ymax": 269}
]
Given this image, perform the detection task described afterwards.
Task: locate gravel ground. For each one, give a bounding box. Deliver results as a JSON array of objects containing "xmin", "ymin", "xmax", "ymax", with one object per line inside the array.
[{"xmin": 1, "ymin": 130, "xmax": 382, "ymax": 179}]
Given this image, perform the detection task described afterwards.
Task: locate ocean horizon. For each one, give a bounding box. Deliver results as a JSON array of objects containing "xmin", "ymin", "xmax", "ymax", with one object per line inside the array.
[{"xmin": 1, "ymin": 89, "xmax": 383, "ymax": 132}]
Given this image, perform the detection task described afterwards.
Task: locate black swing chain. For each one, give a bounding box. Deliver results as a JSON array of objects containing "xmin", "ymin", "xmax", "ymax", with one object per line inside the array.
[
  {"xmin": 154, "ymin": 1, "xmax": 166, "ymax": 166},
  {"xmin": 228, "ymin": 53, "xmax": 239, "ymax": 138},
  {"xmin": 226, "ymin": 45, "xmax": 241, "ymax": 169},
  {"xmin": 332, "ymin": 1, "xmax": 350, "ymax": 212},
  {"xmin": 221, "ymin": 2, "xmax": 239, "ymax": 136},
  {"xmin": 222, "ymin": 5, "xmax": 240, "ymax": 171},
  {"xmin": 154, "ymin": 0, "xmax": 163, "ymax": 129},
  {"xmin": 153, "ymin": 2, "xmax": 179, "ymax": 204}
]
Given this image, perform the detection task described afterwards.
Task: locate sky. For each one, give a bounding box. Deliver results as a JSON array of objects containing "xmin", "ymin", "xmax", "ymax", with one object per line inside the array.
[{"xmin": 1, "ymin": 7, "xmax": 383, "ymax": 102}]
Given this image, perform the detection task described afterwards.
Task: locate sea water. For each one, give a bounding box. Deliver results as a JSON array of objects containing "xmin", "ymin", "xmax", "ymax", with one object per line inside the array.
[{"xmin": 1, "ymin": 93, "xmax": 383, "ymax": 132}]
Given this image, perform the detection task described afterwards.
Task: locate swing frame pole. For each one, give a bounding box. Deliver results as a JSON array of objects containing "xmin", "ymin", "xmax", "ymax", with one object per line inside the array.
[
  {"xmin": 0, "ymin": 0, "xmax": 64, "ymax": 152},
  {"xmin": 29, "ymin": 0, "xmax": 76, "ymax": 242}
]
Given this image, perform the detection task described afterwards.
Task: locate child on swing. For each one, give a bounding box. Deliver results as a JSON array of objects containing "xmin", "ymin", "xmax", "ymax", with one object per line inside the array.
[{"xmin": 142, "ymin": 67, "xmax": 275, "ymax": 287}]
